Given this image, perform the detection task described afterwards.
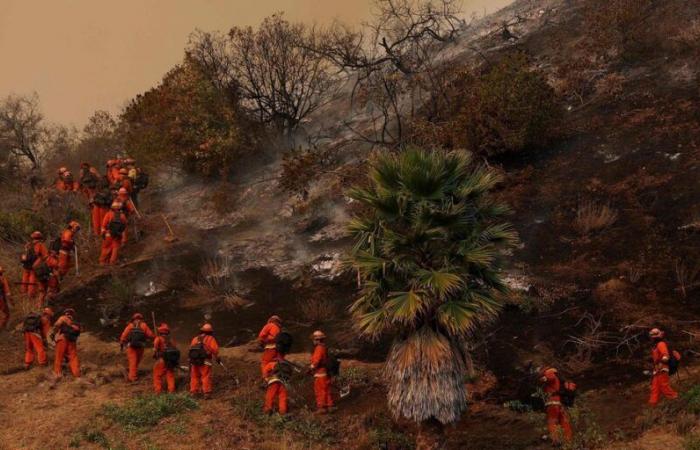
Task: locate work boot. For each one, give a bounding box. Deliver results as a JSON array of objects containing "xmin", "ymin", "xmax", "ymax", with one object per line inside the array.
[
  {"xmin": 313, "ymin": 408, "xmax": 327, "ymax": 415},
  {"xmin": 327, "ymin": 406, "xmax": 337, "ymax": 413},
  {"xmin": 203, "ymin": 393, "xmax": 212, "ymax": 400}
]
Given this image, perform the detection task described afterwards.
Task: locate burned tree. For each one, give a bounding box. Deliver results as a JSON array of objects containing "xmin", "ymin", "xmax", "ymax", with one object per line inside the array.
[{"xmin": 0, "ymin": 93, "xmax": 46, "ymax": 169}]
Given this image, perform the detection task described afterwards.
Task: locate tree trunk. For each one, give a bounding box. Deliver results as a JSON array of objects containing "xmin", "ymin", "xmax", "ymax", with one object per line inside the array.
[{"xmin": 416, "ymin": 418, "xmax": 445, "ymax": 450}]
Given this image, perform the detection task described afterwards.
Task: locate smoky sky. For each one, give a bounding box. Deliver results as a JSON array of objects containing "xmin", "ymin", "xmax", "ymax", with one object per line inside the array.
[{"xmin": 0, "ymin": 0, "xmax": 512, "ymax": 126}]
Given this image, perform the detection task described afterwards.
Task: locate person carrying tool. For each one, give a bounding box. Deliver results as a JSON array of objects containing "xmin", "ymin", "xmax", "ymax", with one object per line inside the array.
[
  {"xmin": 20, "ymin": 231, "xmax": 48, "ymax": 298},
  {"xmin": 58, "ymin": 221, "xmax": 80, "ymax": 277},
  {"xmin": 188, "ymin": 323, "xmax": 220, "ymax": 399},
  {"xmin": 648, "ymin": 328, "xmax": 679, "ymax": 406},
  {"xmin": 0, "ymin": 266, "xmax": 11, "ymax": 328},
  {"xmin": 99, "ymin": 202, "xmax": 128, "ymax": 265},
  {"xmin": 540, "ymin": 367, "xmax": 573, "ymax": 445},
  {"xmin": 91, "ymin": 186, "xmax": 113, "ymax": 237},
  {"xmin": 310, "ymin": 330, "xmax": 335, "ymax": 414},
  {"xmin": 23, "ymin": 307, "xmax": 53, "ymax": 369},
  {"xmin": 153, "ymin": 323, "xmax": 179, "ymax": 393},
  {"xmin": 116, "ymin": 188, "xmax": 137, "ymax": 218},
  {"xmin": 51, "ymin": 308, "xmax": 81, "ymax": 379},
  {"xmin": 263, "ymin": 354, "xmax": 291, "ymax": 416},
  {"xmin": 119, "ymin": 313, "xmax": 155, "ymax": 382},
  {"xmin": 35, "ymin": 249, "xmax": 60, "ymax": 308},
  {"xmin": 258, "ymin": 315, "xmax": 282, "ymax": 376}
]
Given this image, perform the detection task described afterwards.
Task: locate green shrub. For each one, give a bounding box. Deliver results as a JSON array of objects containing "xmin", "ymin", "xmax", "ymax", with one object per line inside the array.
[
  {"xmin": 69, "ymin": 425, "xmax": 110, "ymax": 449},
  {"xmin": 685, "ymin": 385, "xmax": 700, "ymax": 414},
  {"xmin": 102, "ymin": 394, "xmax": 198, "ymax": 431},
  {"xmin": 454, "ymin": 53, "xmax": 560, "ymax": 156}
]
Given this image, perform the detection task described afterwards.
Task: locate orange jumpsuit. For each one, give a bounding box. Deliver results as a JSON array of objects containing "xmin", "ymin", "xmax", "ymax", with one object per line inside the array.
[
  {"xmin": 99, "ymin": 210, "xmax": 128, "ymax": 265},
  {"xmin": 58, "ymin": 228, "xmax": 75, "ymax": 277},
  {"xmin": 91, "ymin": 191, "xmax": 112, "ymax": 237},
  {"xmin": 189, "ymin": 334, "xmax": 219, "ymax": 395},
  {"xmin": 263, "ymin": 359, "xmax": 288, "ymax": 414},
  {"xmin": 258, "ymin": 322, "xmax": 281, "ymax": 376},
  {"xmin": 542, "ymin": 369, "xmax": 573, "ymax": 444},
  {"xmin": 21, "ymin": 241, "xmax": 48, "ymax": 297},
  {"xmin": 110, "ymin": 166, "xmax": 122, "ymax": 185},
  {"xmin": 649, "ymin": 341, "xmax": 678, "ymax": 406},
  {"xmin": 36, "ymin": 253, "xmax": 60, "ymax": 309},
  {"xmin": 79, "ymin": 167, "xmax": 100, "ymax": 199},
  {"xmin": 311, "ymin": 344, "xmax": 334, "ymax": 409},
  {"xmin": 0, "ymin": 276, "xmax": 10, "ymax": 328},
  {"xmin": 153, "ymin": 335, "xmax": 177, "ymax": 393},
  {"xmin": 119, "ymin": 320, "xmax": 155, "ymax": 381},
  {"xmin": 53, "ymin": 314, "xmax": 81, "ymax": 378},
  {"xmin": 24, "ymin": 313, "xmax": 51, "ymax": 368}
]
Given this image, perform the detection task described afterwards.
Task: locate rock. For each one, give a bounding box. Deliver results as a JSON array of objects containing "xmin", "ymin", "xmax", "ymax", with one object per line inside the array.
[{"xmin": 311, "ymin": 253, "xmax": 345, "ymax": 280}]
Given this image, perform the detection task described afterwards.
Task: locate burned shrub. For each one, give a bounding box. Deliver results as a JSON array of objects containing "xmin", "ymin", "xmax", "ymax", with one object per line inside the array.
[{"xmin": 453, "ymin": 53, "xmax": 560, "ymax": 156}]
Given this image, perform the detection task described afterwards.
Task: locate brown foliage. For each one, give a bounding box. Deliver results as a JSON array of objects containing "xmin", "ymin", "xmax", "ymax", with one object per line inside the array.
[{"xmin": 574, "ymin": 201, "xmax": 618, "ymax": 235}]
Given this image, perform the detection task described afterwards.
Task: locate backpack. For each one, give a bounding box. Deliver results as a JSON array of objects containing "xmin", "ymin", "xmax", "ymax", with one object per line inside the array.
[
  {"xmin": 61, "ymin": 322, "xmax": 81, "ymax": 342},
  {"xmin": 188, "ymin": 336, "xmax": 208, "ymax": 366},
  {"xmin": 134, "ymin": 171, "xmax": 149, "ymax": 190},
  {"xmin": 274, "ymin": 360, "xmax": 294, "ymax": 382},
  {"xmin": 21, "ymin": 245, "xmax": 37, "ymax": 269},
  {"xmin": 127, "ymin": 322, "xmax": 147, "ymax": 348},
  {"xmin": 325, "ymin": 352, "xmax": 341, "ymax": 377},
  {"xmin": 108, "ymin": 217, "xmax": 126, "ymax": 238},
  {"xmin": 34, "ymin": 261, "xmax": 52, "ymax": 283},
  {"xmin": 558, "ymin": 380, "xmax": 577, "ymax": 408},
  {"xmin": 81, "ymin": 171, "xmax": 98, "ymax": 189},
  {"xmin": 662, "ymin": 342, "xmax": 682, "ymax": 376},
  {"xmin": 23, "ymin": 313, "xmax": 42, "ymax": 333},
  {"xmin": 275, "ymin": 332, "xmax": 293, "ymax": 355},
  {"xmin": 163, "ymin": 343, "xmax": 181, "ymax": 369},
  {"xmin": 93, "ymin": 191, "xmax": 112, "ymax": 207},
  {"xmin": 49, "ymin": 237, "xmax": 62, "ymax": 253}
]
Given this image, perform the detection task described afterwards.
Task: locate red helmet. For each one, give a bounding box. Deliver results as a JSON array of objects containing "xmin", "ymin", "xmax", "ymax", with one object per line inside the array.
[
  {"xmin": 200, "ymin": 323, "xmax": 213, "ymax": 333},
  {"xmin": 132, "ymin": 313, "xmax": 144, "ymax": 321},
  {"xmin": 157, "ymin": 323, "xmax": 170, "ymax": 334},
  {"xmin": 118, "ymin": 187, "xmax": 128, "ymax": 195},
  {"xmin": 111, "ymin": 202, "xmax": 122, "ymax": 210},
  {"xmin": 106, "ymin": 160, "xmax": 115, "ymax": 167},
  {"xmin": 31, "ymin": 231, "xmax": 43, "ymax": 240}
]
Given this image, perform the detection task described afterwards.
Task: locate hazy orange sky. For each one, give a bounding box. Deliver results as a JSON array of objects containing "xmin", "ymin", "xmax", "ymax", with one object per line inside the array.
[{"xmin": 0, "ymin": 0, "xmax": 512, "ymax": 126}]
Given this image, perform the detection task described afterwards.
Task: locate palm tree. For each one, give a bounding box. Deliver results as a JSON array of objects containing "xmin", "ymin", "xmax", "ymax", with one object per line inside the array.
[{"xmin": 347, "ymin": 148, "xmax": 518, "ymax": 446}]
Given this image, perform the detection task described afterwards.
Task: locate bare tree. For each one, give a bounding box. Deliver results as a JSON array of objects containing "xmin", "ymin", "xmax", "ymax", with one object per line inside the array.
[
  {"xmin": 313, "ymin": 0, "xmax": 466, "ymax": 145},
  {"xmin": 188, "ymin": 14, "xmax": 339, "ymax": 136},
  {"xmin": 0, "ymin": 93, "xmax": 46, "ymax": 169}
]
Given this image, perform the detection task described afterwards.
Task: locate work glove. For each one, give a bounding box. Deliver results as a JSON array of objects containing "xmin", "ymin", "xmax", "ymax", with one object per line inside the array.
[{"xmin": 643, "ymin": 370, "xmax": 651, "ymax": 376}]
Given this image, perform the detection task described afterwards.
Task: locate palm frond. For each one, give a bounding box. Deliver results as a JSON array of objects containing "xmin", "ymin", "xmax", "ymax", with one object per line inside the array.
[
  {"xmin": 385, "ymin": 290, "xmax": 425, "ymax": 323},
  {"xmin": 417, "ymin": 270, "xmax": 463, "ymax": 298}
]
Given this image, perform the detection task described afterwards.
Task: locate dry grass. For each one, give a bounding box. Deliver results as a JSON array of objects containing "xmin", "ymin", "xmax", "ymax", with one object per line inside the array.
[
  {"xmin": 574, "ymin": 201, "xmax": 619, "ymax": 235},
  {"xmin": 299, "ymin": 297, "xmax": 336, "ymax": 324}
]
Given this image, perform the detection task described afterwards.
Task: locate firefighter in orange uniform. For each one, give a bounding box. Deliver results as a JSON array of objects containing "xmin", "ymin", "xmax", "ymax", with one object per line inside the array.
[
  {"xmin": 99, "ymin": 202, "xmax": 127, "ymax": 265},
  {"xmin": 648, "ymin": 328, "xmax": 679, "ymax": 406},
  {"xmin": 153, "ymin": 323, "xmax": 178, "ymax": 393},
  {"xmin": 189, "ymin": 323, "xmax": 220, "ymax": 398},
  {"xmin": 263, "ymin": 355, "xmax": 289, "ymax": 416},
  {"xmin": 35, "ymin": 250, "xmax": 60, "ymax": 308},
  {"xmin": 258, "ymin": 315, "xmax": 282, "ymax": 376},
  {"xmin": 0, "ymin": 267, "xmax": 11, "ymax": 328},
  {"xmin": 310, "ymin": 330, "xmax": 334, "ymax": 413},
  {"xmin": 20, "ymin": 231, "xmax": 48, "ymax": 298},
  {"xmin": 51, "ymin": 308, "xmax": 81, "ymax": 378},
  {"xmin": 540, "ymin": 367, "xmax": 573, "ymax": 445},
  {"xmin": 23, "ymin": 307, "xmax": 53, "ymax": 369},
  {"xmin": 58, "ymin": 221, "xmax": 80, "ymax": 277},
  {"xmin": 119, "ymin": 313, "xmax": 155, "ymax": 382}
]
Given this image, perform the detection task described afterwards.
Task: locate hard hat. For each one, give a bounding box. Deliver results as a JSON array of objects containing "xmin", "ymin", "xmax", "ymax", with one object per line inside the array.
[
  {"xmin": 200, "ymin": 323, "xmax": 213, "ymax": 333},
  {"xmin": 268, "ymin": 315, "xmax": 282, "ymax": 324},
  {"xmin": 111, "ymin": 202, "xmax": 122, "ymax": 210},
  {"xmin": 132, "ymin": 313, "xmax": 144, "ymax": 321},
  {"xmin": 107, "ymin": 160, "xmax": 115, "ymax": 166},
  {"xmin": 157, "ymin": 323, "xmax": 170, "ymax": 334},
  {"xmin": 64, "ymin": 308, "xmax": 76, "ymax": 316},
  {"xmin": 31, "ymin": 231, "xmax": 43, "ymax": 240},
  {"xmin": 649, "ymin": 328, "xmax": 664, "ymax": 338},
  {"xmin": 69, "ymin": 220, "xmax": 81, "ymax": 230},
  {"xmin": 58, "ymin": 167, "xmax": 68, "ymax": 174},
  {"xmin": 312, "ymin": 330, "xmax": 326, "ymax": 340},
  {"xmin": 43, "ymin": 307, "xmax": 54, "ymax": 316},
  {"xmin": 118, "ymin": 187, "xmax": 128, "ymax": 195}
]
